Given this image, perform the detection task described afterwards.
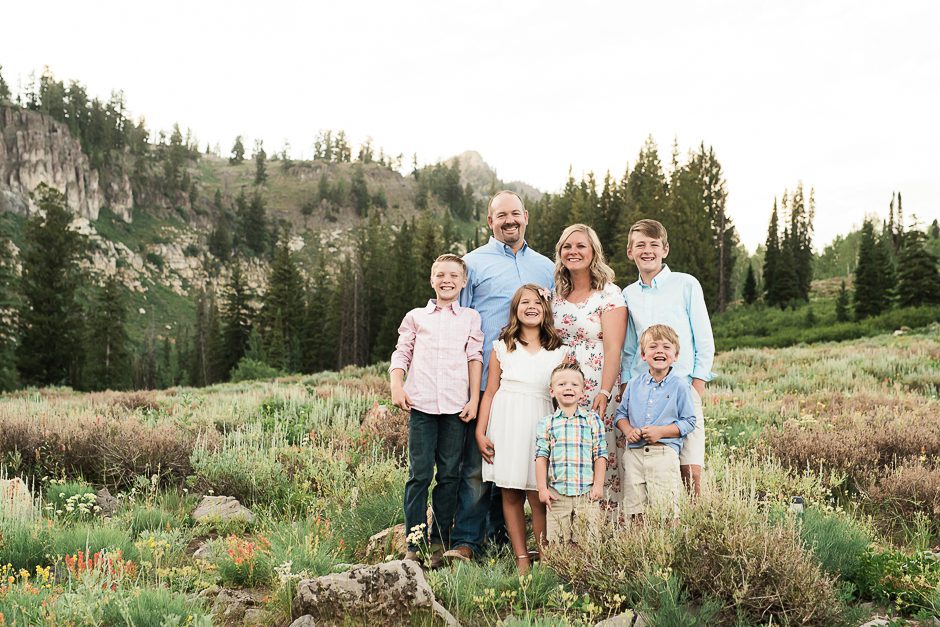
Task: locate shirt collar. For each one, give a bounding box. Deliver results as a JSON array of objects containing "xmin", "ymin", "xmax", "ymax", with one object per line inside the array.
[
  {"xmin": 551, "ymin": 405, "xmax": 591, "ymax": 420},
  {"xmin": 638, "ymin": 264, "xmax": 671, "ymax": 288},
  {"xmin": 645, "ymin": 367, "xmax": 674, "ymax": 386},
  {"xmin": 424, "ymin": 299, "xmax": 462, "ymax": 314},
  {"xmin": 487, "ymin": 236, "xmax": 529, "ymax": 257}
]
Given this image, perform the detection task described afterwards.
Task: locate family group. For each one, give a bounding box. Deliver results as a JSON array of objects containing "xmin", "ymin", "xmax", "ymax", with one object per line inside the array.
[{"xmin": 389, "ymin": 190, "xmax": 714, "ymax": 573}]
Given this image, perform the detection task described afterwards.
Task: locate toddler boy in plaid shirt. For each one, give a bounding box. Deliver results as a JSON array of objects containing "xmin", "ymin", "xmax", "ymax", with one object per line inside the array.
[{"xmin": 535, "ymin": 362, "xmax": 608, "ymax": 543}]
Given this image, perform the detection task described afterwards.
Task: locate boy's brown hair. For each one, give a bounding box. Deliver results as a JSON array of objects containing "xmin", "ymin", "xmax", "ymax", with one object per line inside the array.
[
  {"xmin": 628, "ymin": 219, "xmax": 669, "ymax": 248},
  {"xmin": 550, "ymin": 360, "xmax": 585, "ymax": 385},
  {"xmin": 430, "ymin": 253, "xmax": 467, "ymax": 277},
  {"xmin": 639, "ymin": 324, "xmax": 681, "ymax": 354}
]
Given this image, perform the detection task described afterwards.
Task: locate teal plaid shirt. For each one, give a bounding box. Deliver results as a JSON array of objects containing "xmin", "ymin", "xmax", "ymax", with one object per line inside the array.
[{"xmin": 535, "ymin": 406, "xmax": 607, "ymax": 497}]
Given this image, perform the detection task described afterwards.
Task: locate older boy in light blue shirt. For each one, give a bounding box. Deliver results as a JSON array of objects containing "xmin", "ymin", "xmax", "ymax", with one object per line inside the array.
[{"xmin": 619, "ymin": 219, "xmax": 714, "ymax": 496}]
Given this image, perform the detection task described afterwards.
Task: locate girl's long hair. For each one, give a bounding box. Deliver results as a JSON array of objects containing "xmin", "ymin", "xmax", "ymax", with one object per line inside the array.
[
  {"xmin": 553, "ymin": 223, "xmax": 616, "ymax": 298},
  {"xmin": 499, "ymin": 284, "xmax": 563, "ymax": 352}
]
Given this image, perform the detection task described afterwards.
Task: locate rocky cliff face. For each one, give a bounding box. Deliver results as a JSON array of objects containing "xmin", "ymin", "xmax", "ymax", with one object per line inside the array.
[{"xmin": 0, "ymin": 106, "xmax": 133, "ymax": 222}]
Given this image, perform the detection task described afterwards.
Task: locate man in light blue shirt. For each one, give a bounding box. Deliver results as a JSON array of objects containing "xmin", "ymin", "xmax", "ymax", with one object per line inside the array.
[
  {"xmin": 444, "ymin": 190, "xmax": 554, "ymax": 562},
  {"xmin": 619, "ymin": 219, "xmax": 714, "ymax": 496}
]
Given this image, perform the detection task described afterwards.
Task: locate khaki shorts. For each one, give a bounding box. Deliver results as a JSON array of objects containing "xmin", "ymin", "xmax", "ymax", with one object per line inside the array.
[
  {"xmin": 622, "ymin": 445, "xmax": 681, "ymax": 516},
  {"xmin": 546, "ymin": 488, "xmax": 600, "ymax": 543},
  {"xmin": 679, "ymin": 387, "xmax": 705, "ymax": 467}
]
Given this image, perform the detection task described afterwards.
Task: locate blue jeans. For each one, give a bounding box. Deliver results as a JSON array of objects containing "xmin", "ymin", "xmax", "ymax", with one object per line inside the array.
[
  {"xmin": 404, "ymin": 409, "xmax": 467, "ymax": 550},
  {"xmin": 450, "ymin": 417, "xmax": 507, "ymax": 554}
]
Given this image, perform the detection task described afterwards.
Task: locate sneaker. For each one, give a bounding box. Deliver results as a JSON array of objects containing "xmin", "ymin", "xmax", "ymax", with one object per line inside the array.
[
  {"xmin": 429, "ymin": 544, "xmax": 445, "ymax": 569},
  {"xmin": 442, "ymin": 545, "xmax": 473, "ymax": 564}
]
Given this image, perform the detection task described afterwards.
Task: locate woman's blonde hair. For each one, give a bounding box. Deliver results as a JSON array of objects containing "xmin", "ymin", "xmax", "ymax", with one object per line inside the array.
[
  {"xmin": 553, "ymin": 223, "xmax": 616, "ymax": 297},
  {"xmin": 499, "ymin": 284, "xmax": 563, "ymax": 352}
]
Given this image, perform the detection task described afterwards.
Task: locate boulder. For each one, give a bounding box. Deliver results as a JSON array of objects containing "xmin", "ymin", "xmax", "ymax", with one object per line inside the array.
[
  {"xmin": 595, "ymin": 611, "xmax": 637, "ymax": 627},
  {"xmin": 192, "ymin": 496, "xmax": 255, "ymax": 523},
  {"xmin": 293, "ymin": 560, "xmax": 457, "ymax": 626},
  {"xmin": 289, "ymin": 616, "xmax": 317, "ymax": 627},
  {"xmin": 1, "ymin": 477, "xmax": 35, "ymax": 520},
  {"xmin": 366, "ymin": 523, "xmax": 407, "ymax": 561},
  {"xmin": 211, "ymin": 588, "xmax": 256, "ymax": 624},
  {"xmin": 95, "ymin": 487, "xmax": 119, "ymax": 517}
]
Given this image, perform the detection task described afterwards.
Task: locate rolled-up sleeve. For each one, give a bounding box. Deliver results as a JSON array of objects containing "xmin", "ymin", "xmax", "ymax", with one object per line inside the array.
[
  {"xmin": 534, "ymin": 416, "xmax": 550, "ymax": 459},
  {"xmin": 389, "ymin": 312, "xmax": 416, "ymax": 373},
  {"xmin": 591, "ymin": 412, "xmax": 608, "ymax": 460},
  {"xmin": 621, "ymin": 299, "xmax": 638, "ymax": 379},
  {"xmin": 674, "ymin": 384, "xmax": 697, "ymax": 436},
  {"xmin": 465, "ymin": 311, "xmax": 484, "ymax": 362},
  {"xmin": 688, "ymin": 279, "xmax": 715, "ymax": 382}
]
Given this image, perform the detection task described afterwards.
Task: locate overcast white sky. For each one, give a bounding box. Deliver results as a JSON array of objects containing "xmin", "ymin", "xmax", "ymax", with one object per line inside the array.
[{"xmin": 3, "ymin": 1, "xmax": 939, "ymax": 251}]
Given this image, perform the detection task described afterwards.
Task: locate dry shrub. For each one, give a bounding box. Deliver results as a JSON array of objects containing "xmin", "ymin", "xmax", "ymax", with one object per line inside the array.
[
  {"xmin": 862, "ymin": 463, "xmax": 940, "ymax": 519},
  {"xmin": 763, "ymin": 395, "xmax": 940, "ymax": 478},
  {"xmin": 107, "ymin": 390, "xmax": 161, "ymax": 412},
  {"xmin": 360, "ymin": 401, "xmax": 408, "ymax": 455},
  {"xmin": 546, "ymin": 485, "xmax": 842, "ymax": 625},
  {"xmin": 0, "ymin": 412, "xmax": 212, "ymax": 488}
]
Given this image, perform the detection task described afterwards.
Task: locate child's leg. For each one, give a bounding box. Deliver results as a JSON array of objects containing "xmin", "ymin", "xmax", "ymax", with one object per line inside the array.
[
  {"xmin": 526, "ymin": 490, "xmax": 546, "ymax": 552},
  {"xmin": 501, "ymin": 488, "xmax": 529, "ymax": 571},
  {"xmin": 404, "ymin": 409, "xmax": 437, "ymax": 551},
  {"xmin": 430, "ymin": 413, "xmax": 467, "ymax": 548}
]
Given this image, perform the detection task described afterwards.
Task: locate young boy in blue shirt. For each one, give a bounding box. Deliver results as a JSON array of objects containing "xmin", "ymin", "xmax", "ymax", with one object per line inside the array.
[
  {"xmin": 615, "ymin": 324, "xmax": 696, "ymax": 519},
  {"xmin": 620, "ymin": 219, "xmax": 714, "ymax": 496}
]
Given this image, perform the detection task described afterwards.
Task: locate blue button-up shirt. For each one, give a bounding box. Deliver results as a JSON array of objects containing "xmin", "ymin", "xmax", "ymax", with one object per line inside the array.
[
  {"xmin": 460, "ymin": 237, "xmax": 555, "ymax": 389},
  {"xmin": 620, "ymin": 265, "xmax": 715, "ymax": 385},
  {"xmin": 614, "ymin": 369, "xmax": 697, "ymax": 455}
]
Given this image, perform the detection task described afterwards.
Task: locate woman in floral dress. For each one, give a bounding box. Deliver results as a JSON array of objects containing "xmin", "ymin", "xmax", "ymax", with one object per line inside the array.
[{"xmin": 551, "ymin": 224, "xmax": 627, "ymax": 503}]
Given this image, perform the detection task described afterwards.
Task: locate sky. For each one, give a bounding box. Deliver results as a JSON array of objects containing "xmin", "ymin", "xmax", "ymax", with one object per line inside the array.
[{"xmin": 2, "ymin": 1, "xmax": 939, "ymax": 252}]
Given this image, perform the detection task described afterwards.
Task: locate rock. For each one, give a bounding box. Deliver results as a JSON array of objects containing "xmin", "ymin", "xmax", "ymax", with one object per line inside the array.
[
  {"xmin": 289, "ymin": 616, "xmax": 317, "ymax": 627},
  {"xmin": 859, "ymin": 619, "xmax": 890, "ymax": 627},
  {"xmin": 192, "ymin": 540, "xmax": 216, "ymax": 560},
  {"xmin": 242, "ymin": 608, "xmax": 267, "ymax": 625},
  {"xmin": 293, "ymin": 560, "xmax": 457, "ymax": 626},
  {"xmin": 192, "ymin": 496, "xmax": 255, "ymax": 524},
  {"xmin": 95, "ymin": 488, "xmax": 119, "ymax": 517},
  {"xmin": 1, "ymin": 477, "xmax": 35, "ymax": 520},
  {"xmin": 594, "ymin": 611, "xmax": 635, "ymax": 626},
  {"xmin": 366, "ymin": 523, "xmax": 407, "ymax": 561},
  {"xmin": 212, "ymin": 588, "xmax": 255, "ymax": 624}
]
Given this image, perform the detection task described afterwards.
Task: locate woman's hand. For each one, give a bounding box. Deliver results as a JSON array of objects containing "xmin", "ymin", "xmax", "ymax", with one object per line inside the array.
[
  {"xmin": 476, "ymin": 433, "xmax": 495, "ymax": 463},
  {"xmin": 591, "ymin": 392, "xmax": 608, "ymax": 416}
]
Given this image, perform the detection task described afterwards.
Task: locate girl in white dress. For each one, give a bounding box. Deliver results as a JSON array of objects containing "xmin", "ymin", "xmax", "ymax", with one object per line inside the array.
[{"xmin": 476, "ymin": 284, "xmax": 567, "ymax": 572}]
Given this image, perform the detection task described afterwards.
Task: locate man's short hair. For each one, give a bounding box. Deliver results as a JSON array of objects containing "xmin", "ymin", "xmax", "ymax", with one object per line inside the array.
[
  {"xmin": 487, "ymin": 190, "xmax": 525, "ymax": 215},
  {"xmin": 431, "ymin": 253, "xmax": 467, "ymax": 277},
  {"xmin": 640, "ymin": 324, "xmax": 680, "ymax": 353},
  {"xmin": 628, "ymin": 219, "xmax": 669, "ymax": 248},
  {"xmin": 550, "ymin": 360, "xmax": 585, "ymax": 384}
]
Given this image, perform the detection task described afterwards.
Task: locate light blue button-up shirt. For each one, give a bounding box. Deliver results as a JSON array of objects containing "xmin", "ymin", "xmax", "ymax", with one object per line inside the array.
[
  {"xmin": 614, "ymin": 369, "xmax": 697, "ymax": 455},
  {"xmin": 620, "ymin": 265, "xmax": 715, "ymax": 385},
  {"xmin": 460, "ymin": 237, "xmax": 555, "ymax": 389}
]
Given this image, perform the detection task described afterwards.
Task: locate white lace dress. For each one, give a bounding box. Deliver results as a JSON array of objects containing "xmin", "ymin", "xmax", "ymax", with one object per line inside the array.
[{"xmin": 482, "ymin": 339, "xmax": 567, "ymax": 491}]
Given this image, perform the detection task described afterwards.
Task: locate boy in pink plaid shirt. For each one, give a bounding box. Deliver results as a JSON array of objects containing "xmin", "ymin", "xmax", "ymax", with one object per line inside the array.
[{"xmin": 390, "ymin": 254, "xmax": 484, "ymax": 566}]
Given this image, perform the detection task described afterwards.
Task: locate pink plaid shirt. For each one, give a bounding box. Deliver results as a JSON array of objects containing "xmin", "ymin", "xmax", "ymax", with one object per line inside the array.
[{"xmin": 390, "ymin": 300, "xmax": 484, "ymax": 415}]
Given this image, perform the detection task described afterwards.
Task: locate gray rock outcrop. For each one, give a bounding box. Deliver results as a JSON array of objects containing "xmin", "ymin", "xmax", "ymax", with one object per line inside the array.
[
  {"xmin": 293, "ymin": 560, "xmax": 457, "ymax": 626},
  {"xmin": 192, "ymin": 495, "xmax": 255, "ymax": 523},
  {"xmin": 0, "ymin": 105, "xmax": 132, "ymax": 221}
]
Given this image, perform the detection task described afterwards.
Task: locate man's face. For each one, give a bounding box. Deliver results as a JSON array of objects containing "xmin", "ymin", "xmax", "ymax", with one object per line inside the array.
[{"xmin": 487, "ymin": 193, "xmax": 528, "ymax": 247}]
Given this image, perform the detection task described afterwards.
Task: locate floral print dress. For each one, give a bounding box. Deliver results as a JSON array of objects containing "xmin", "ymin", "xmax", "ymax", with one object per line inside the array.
[{"xmin": 553, "ymin": 282, "xmax": 627, "ymax": 503}]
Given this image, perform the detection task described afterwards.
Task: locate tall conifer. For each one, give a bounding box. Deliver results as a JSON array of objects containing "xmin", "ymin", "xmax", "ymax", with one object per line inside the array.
[
  {"xmin": 84, "ymin": 276, "xmax": 131, "ymax": 390},
  {"xmin": 854, "ymin": 220, "xmax": 885, "ymax": 319},
  {"xmin": 896, "ymin": 230, "xmax": 940, "ymax": 307}
]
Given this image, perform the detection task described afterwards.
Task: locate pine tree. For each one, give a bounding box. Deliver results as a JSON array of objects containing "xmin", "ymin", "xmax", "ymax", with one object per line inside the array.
[
  {"xmin": 191, "ymin": 290, "xmax": 222, "ymax": 386},
  {"xmin": 854, "ymin": 220, "xmax": 885, "ymax": 319},
  {"xmin": 835, "ymin": 280, "xmax": 850, "ymax": 322},
  {"xmin": 0, "ymin": 64, "xmax": 10, "ymax": 101},
  {"xmin": 238, "ymin": 191, "xmax": 268, "ymax": 256},
  {"xmin": 762, "ymin": 200, "xmax": 782, "ymax": 307},
  {"xmin": 0, "ymin": 223, "xmax": 18, "ymax": 391},
  {"xmin": 84, "ymin": 276, "xmax": 131, "ymax": 390},
  {"xmin": 220, "ymin": 261, "xmax": 254, "ymax": 377},
  {"xmin": 17, "ymin": 185, "xmax": 86, "ymax": 387},
  {"xmin": 350, "ymin": 166, "xmax": 370, "ymax": 217},
  {"xmin": 230, "ymin": 135, "xmax": 245, "ymax": 164},
  {"xmin": 929, "ymin": 219, "xmax": 940, "ymax": 240},
  {"xmin": 261, "ymin": 239, "xmax": 305, "ymax": 371},
  {"xmin": 896, "ymin": 230, "xmax": 940, "ymax": 307},
  {"xmin": 302, "ymin": 257, "xmax": 338, "ymax": 373},
  {"xmin": 875, "ymin": 223, "xmax": 897, "ymax": 307},
  {"xmin": 742, "ymin": 263, "xmax": 758, "ymax": 305},
  {"xmin": 254, "ymin": 140, "xmax": 267, "ymax": 185},
  {"xmin": 373, "ymin": 221, "xmax": 418, "ymax": 361}
]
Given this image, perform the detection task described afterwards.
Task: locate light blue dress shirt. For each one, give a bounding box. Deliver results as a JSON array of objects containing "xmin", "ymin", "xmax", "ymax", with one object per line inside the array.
[
  {"xmin": 614, "ymin": 369, "xmax": 697, "ymax": 455},
  {"xmin": 620, "ymin": 265, "xmax": 715, "ymax": 385},
  {"xmin": 460, "ymin": 237, "xmax": 555, "ymax": 389}
]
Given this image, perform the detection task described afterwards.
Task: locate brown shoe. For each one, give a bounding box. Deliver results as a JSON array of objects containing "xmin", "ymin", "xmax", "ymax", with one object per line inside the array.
[
  {"xmin": 442, "ymin": 545, "xmax": 473, "ymax": 564},
  {"xmin": 404, "ymin": 550, "xmax": 420, "ymax": 561},
  {"xmin": 429, "ymin": 544, "xmax": 445, "ymax": 569}
]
